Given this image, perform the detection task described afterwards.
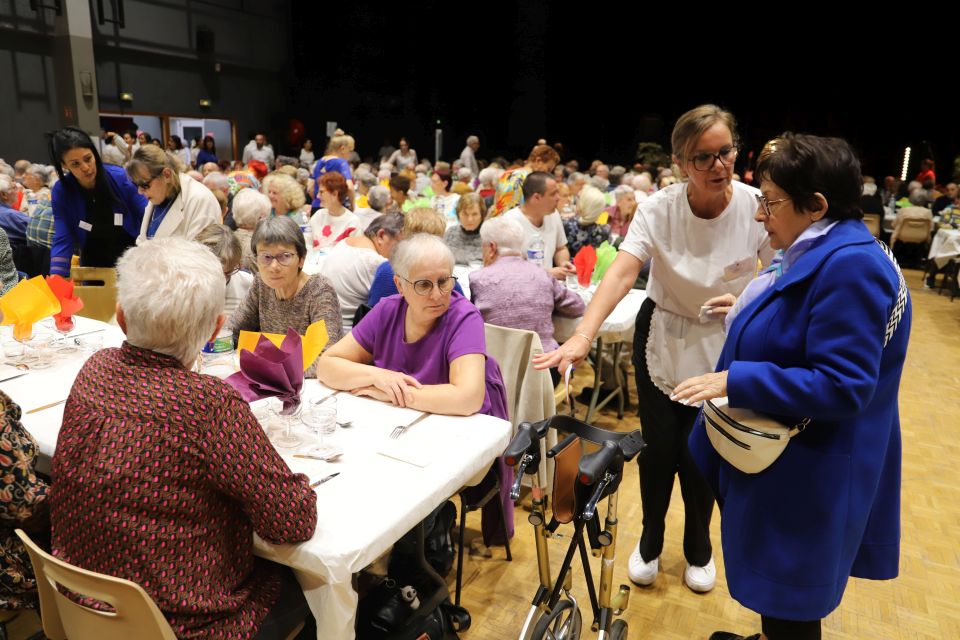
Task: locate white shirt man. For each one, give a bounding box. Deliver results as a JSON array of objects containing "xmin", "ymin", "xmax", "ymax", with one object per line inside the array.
[
  {"xmin": 459, "ymin": 135, "xmax": 480, "ymax": 177},
  {"xmin": 502, "ymin": 172, "xmax": 575, "ymax": 281},
  {"xmin": 242, "ymin": 134, "xmax": 275, "ymax": 167}
]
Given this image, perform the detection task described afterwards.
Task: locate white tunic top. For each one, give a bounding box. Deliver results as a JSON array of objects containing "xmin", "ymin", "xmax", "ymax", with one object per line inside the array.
[{"xmin": 618, "ymin": 181, "xmax": 774, "ymax": 393}]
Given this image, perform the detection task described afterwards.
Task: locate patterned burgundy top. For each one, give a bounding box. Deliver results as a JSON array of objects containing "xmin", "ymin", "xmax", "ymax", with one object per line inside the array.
[{"xmin": 50, "ymin": 342, "xmax": 317, "ymax": 639}]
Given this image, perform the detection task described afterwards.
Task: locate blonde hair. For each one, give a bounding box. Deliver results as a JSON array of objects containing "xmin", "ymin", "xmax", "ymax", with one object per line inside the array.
[
  {"xmin": 328, "ymin": 134, "xmax": 355, "ymax": 154},
  {"xmin": 403, "ymin": 207, "xmax": 447, "ymax": 237},
  {"xmin": 127, "ymin": 145, "xmax": 184, "ymax": 198},
  {"xmin": 262, "ymin": 172, "xmax": 306, "ymax": 213},
  {"xmin": 576, "ymin": 185, "xmax": 607, "ymax": 224},
  {"xmin": 671, "ymin": 104, "xmax": 737, "ymax": 166}
]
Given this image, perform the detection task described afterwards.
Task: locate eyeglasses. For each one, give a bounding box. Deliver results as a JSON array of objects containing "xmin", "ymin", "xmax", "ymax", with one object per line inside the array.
[
  {"xmin": 755, "ymin": 193, "xmax": 791, "ymax": 218},
  {"xmin": 690, "ymin": 146, "xmax": 738, "ymax": 172},
  {"xmin": 134, "ymin": 174, "xmax": 159, "ymax": 190},
  {"xmin": 256, "ymin": 251, "xmax": 298, "ymax": 267},
  {"xmin": 398, "ymin": 275, "xmax": 456, "ymax": 296},
  {"xmin": 223, "ymin": 265, "xmax": 241, "ymax": 282}
]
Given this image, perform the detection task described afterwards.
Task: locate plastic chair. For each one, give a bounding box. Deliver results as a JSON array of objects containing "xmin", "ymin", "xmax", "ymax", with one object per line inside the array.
[
  {"xmin": 14, "ymin": 528, "xmax": 177, "ymax": 640},
  {"xmin": 861, "ymin": 213, "xmax": 881, "ymax": 238},
  {"xmin": 70, "ymin": 266, "xmax": 118, "ymax": 322}
]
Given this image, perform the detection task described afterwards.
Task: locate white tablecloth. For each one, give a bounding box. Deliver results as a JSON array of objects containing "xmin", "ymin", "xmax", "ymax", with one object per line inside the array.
[
  {"xmin": 554, "ymin": 287, "xmax": 647, "ymax": 344},
  {"xmin": 928, "ymin": 227, "xmax": 960, "ymax": 268},
  {"xmin": 2, "ymin": 320, "xmax": 511, "ymax": 640}
]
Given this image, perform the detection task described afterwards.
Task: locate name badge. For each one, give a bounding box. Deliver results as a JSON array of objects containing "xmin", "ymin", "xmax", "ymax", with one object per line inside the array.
[
  {"xmin": 723, "ymin": 257, "xmax": 755, "ymax": 282},
  {"xmin": 78, "ymin": 220, "xmax": 93, "ymax": 232},
  {"xmin": 114, "ymin": 213, "xmax": 124, "ymax": 226}
]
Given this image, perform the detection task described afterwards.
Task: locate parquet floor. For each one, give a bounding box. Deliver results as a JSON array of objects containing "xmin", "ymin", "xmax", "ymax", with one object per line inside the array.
[
  {"xmin": 7, "ymin": 269, "xmax": 958, "ymax": 639},
  {"xmin": 451, "ymin": 268, "xmax": 960, "ymax": 640}
]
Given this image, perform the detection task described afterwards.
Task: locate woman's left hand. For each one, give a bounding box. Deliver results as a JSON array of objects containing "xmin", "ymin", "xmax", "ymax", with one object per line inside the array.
[
  {"xmin": 350, "ymin": 385, "xmax": 392, "ymax": 404},
  {"xmin": 671, "ymin": 371, "xmax": 728, "ymax": 405}
]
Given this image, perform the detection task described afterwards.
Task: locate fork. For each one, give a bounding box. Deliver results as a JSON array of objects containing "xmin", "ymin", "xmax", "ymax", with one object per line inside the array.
[{"xmin": 390, "ymin": 412, "xmax": 429, "ymax": 439}]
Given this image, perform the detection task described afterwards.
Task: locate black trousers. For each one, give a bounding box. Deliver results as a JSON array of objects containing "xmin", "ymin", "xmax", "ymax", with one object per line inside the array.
[
  {"xmin": 255, "ymin": 563, "xmax": 313, "ymax": 640},
  {"xmin": 631, "ymin": 297, "xmax": 714, "ymax": 566},
  {"xmin": 762, "ymin": 615, "xmax": 822, "ymax": 640}
]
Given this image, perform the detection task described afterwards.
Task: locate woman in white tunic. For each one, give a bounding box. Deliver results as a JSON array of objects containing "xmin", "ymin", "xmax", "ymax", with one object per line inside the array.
[{"xmin": 535, "ymin": 104, "xmax": 773, "ymax": 594}]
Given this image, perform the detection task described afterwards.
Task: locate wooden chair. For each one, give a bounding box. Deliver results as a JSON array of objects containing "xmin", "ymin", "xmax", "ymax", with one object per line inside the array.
[
  {"xmin": 15, "ymin": 530, "xmax": 305, "ymax": 640},
  {"xmin": 15, "ymin": 529, "xmax": 177, "ymax": 640},
  {"xmin": 69, "ymin": 267, "xmax": 118, "ymax": 322},
  {"xmin": 862, "ymin": 213, "xmax": 881, "ymax": 238}
]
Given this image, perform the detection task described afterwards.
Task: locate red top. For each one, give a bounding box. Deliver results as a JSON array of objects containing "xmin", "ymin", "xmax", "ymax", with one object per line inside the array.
[
  {"xmin": 51, "ymin": 342, "xmax": 317, "ymax": 639},
  {"xmin": 915, "ymin": 168, "xmax": 936, "ymax": 185}
]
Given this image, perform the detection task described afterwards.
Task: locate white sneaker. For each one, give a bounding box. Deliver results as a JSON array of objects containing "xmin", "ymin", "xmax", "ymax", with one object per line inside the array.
[
  {"xmin": 628, "ymin": 546, "xmax": 658, "ymax": 586},
  {"xmin": 684, "ymin": 557, "xmax": 716, "ymax": 593}
]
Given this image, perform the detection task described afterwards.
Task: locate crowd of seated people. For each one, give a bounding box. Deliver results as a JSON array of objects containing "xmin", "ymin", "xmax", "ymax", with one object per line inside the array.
[{"xmin": 0, "ymin": 117, "xmax": 926, "ymax": 639}]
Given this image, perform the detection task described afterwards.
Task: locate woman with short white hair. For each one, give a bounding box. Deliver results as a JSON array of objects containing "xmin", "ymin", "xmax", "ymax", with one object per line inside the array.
[
  {"xmin": 231, "ymin": 188, "xmax": 271, "ymax": 272},
  {"xmin": 470, "ymin": 217, "xmax": 585, "ymax": 374},
  {"xmin": 563, "ymin": 184, "xmax": 611, "ymax": 257},
  {"xmin": 607, "ymin": 184, "xmax": 639, "ymax": 237},
  {"xmin": 20, "ymin": 164, "xmax": 53, "ymax": 215},
  {"xmin": 196, "ymin": 223, "xmax": 254, "ymax": 321},
  {"xmin": 353, "ymin": 185, "xmax": 390, "ymax": 231}
]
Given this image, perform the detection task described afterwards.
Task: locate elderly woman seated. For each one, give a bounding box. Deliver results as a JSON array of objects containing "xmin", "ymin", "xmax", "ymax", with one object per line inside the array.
[
  {"xmin": 469, "ymin": 216, "xmax": 585, "ymax": 384},
  {"xmin": 319, "ymin": 232, "xmax": 507, "ymax": 416},
  {"xmin": 606, "ymin": 184, "xmax": 639, "ymax": 238},
  {"xmin": 353, "ymin": 184, "xmax": 391, "ymax": 231},
  {"xmin": 320, "ymin": 212, "xmax": 404, "ymax": 328},
  {"xmin": 444, "ymin": 193, "xmax": 486, "ymax": 264},
  {"xmin": 50, "ymin": 238, "xmax": 316, "ymax": 638},
  {"xmin": 231, "ymin": 188, "xmax": 272, "ymax": 272},
  {"xmin": 262, "ymin": 171, "xmax": 307, "ymax": 219},
  {"xmin": 196, "ymin": 223, "xmax": 254, "ymax": 321},
  {"xmin": 563, "ymin": 185, "xmax": 611, "ymax": 257},
  {"xmin": 366, "ymin": 208, "xmax": 467, "ymax": 307},
  {"xmin": 229, "ymin": 216, "xmax": 343, "ymax": 376}
]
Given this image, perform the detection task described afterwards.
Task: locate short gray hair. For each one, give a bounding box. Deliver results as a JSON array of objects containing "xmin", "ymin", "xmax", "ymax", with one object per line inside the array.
[
  {"xmin": 391, "ymin": 233, "xmax": 455, "ymax": 279},
  {"xmin": 466, "ymin": 135, "xmax": 479, "ymax": 145},
  {"xmin": 251, "ymin": 215, "xmax": 306, "ymax": 259},
  {"xmin": 478, "ymin": 167, "xmax": 503, "ymax": 187},
  {"xmin": 0, "ymin": 175, "xmax": 15, "ymax": 197},
  {"xmin": 364, "ymin": 212, "xmax": 404, "ymax": 240},
  {"xmin": 196, "ymin": 223, "xmax": 242, "ymax": 268},
  {"xmin": 456, "ymin": 167, "xmax": 473, "ymax": 181},
  {"xmin": 613, "ymin": 184, "xmax": 635, "ymax": 202},
  {"xmin": 355, "ymin": 169, "xmax": 378, "ymax": 189},
  {"xmin": 117, "ymin": 238, "xmax": 225, "ymax": 366},
  {"xmin": 231, "ymin": 188, "xmax": 272, "ymax": 227},
  {"xmin": 377, "ymin": 167, "xmax": 392, "ymax": 181},
  {"xmin": 367, "ymin": 185, "xmax": 391, "ymax": 212},
  {"xmin": 908, "ymin": 189, "xmax": 928, "ymax": 206},
  {"xmin": 568, "ymin": 172, "xmax": 585, "ymax": 185},
  {"xmin": 479, "ymin": 216, "xmax": 524, "ymax": 257},
  {"xmin": 202, "ymin": 171, "xmax": 230, "ymax": 194},
  {"xmin": 589, "ymin": 175, "xmax": 609, "ymax": 191},
  {"xmin": 24, "ymin": 163, "xmax": 52, "ymax": 182}
]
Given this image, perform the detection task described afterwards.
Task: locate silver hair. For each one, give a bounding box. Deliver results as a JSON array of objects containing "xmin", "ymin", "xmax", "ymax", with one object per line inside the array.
[
  {"xmin": 367, "ymin": 185, "xmax": 391, "ymax": 212},
  {"xmin": 466, "ymin": 135, "xmax": 479, "ymax": 145},
  {"xmin": 202, "ymin": 171, "xmax": 230, "ymax": 194},
  {"xmin": 364, "ymin": 212, "xmax": 404, "ymax": 240},
  {"xmin": 478, "ymin": 167, "xmax": 503, "ymax": 187},
  {"xmin": 251, "ymin": 215, "xmax": 307, "ymax": 259},
  {"xmin": 567, "ymin": 172, "xmax": 585, "ymax": 185},
  {"xmin": 355, "ymin": 169, "xmax": 378, "ymax": 189},
  {"xmin": 613, "ymin": 184, "xmax": 635, "ymax": 201},
  {"xmin": 632, "ymin": 174, "xmax": 652, "ymax": 191},
  {"xmin": 479, "ymin": 216, "xmax": 524, "ymax": 257},
  {"xmin": 390, "ymin": 233, "xmax": 455, "ymax": 279},
  {"xmin": 0, "ymin": 164, "xmax": 14, "ymax": 179},
  {"xmin": 195, "ymin": 223, "xmax": 242, "ymax": 268},
  {"xmin": 456, "ymin": 167, "xmax": 473, "ymax": 181},
  {"xmin": 589, "ymin": 175, "xmax": 609, "ymax": 191},
  {"xmin": 0, "ymin": 175, "xmax": 15, "ymax": 197},
  {"xmin": 231, "ymin": 189, "xmax": 272, "ymax": 228},
  {"xmin": 908, "ymin": 189, "xmax": 928, "ymax": 206},
  {"xmin": 24, "ymin": 164, "xmax": 52, "ymax": 182},
  {"xmin": 116, "ymin": 238, "xmax": 225, "ymax": 367},
  {"xmin": 377, "ymin": 168, "xmax": 392, "ymax": 181}
]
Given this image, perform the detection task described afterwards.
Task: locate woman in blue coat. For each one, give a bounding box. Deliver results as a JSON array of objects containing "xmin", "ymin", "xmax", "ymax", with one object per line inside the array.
[
  {"xmin": 672, "ymin": 133, "xmax": 910, "ymax": 640},
  {"xmin": 48, "ymin": 127, "xmax": 146, "ymax": 277}
]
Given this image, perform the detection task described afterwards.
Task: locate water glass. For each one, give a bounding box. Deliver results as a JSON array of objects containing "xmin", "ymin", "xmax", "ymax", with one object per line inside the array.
[{"xmin": 78, "ymin": 334, "xmax": 103, "ymax": 358}]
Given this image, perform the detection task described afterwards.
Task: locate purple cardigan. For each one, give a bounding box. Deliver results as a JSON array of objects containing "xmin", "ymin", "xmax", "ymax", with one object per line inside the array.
[{"xmin": 468, "ymin": 255, "xmax": 585, "ymax": 352}]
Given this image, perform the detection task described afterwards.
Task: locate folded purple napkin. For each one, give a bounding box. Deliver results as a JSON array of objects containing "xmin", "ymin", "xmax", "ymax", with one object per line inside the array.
[{"xmin": 225, "ymin": 328, "xmax": 304, "ymax": 414}]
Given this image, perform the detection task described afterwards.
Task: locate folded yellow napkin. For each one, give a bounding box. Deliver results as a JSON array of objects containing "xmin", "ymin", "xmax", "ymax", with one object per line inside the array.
[
  {"xmin": 0, "ymin": 277, "xmax": 62, "ymax": 341},
  {"xmin": 236, "ymin": 320, "xmax": 329, "ymax": 372}
]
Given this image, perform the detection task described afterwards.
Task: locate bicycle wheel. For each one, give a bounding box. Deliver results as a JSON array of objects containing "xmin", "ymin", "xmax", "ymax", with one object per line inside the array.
[
  {"xmin": 609, "ymin": 618, "xmax": 628, "ymax": 639},
  {"xmin": 530, "ymin": 598, "xmax": 582, "ymax": 640}
]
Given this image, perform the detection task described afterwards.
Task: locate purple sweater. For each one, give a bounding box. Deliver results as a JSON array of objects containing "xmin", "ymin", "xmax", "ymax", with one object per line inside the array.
[{"xmin": 468, "ymin": 256, "xmax": 585, "ymax": 352}]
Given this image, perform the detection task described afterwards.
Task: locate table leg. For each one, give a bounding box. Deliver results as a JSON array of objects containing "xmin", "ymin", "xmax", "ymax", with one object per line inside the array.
[
  {"xmin": 586, "ymin": 338, "xmax": 626, "ymax": 423},
  {"xmin": 586, "ymin": 337, "xmax": 604, "ymax": 422}
]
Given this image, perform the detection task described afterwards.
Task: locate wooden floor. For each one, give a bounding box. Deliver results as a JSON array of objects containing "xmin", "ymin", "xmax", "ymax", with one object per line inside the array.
[
  {"xmin": 451, "ymin": 268, "xmax": 960, "ymax": 640},
  {"xmin": 8, "ymin": 269, "xmax": 958, "ymax": 639}
]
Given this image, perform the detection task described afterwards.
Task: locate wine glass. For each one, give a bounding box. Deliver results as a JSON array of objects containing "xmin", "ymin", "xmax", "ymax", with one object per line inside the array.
[
  {"xmin": 302, "ymin": 396, "xmax": 338, "ymax": 458},
  {"xmin": 53, "ymin": 316, "xmax": 79, "ymax": 353},
  {"xmin": 271, "ymin": 400, "xmax": 304, "ymax": 449}
]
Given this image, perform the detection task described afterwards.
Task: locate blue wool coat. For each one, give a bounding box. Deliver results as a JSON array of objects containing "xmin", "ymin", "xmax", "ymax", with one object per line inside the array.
[
  {"xmin": 50, "ymin": 163, "xmax": 146, "ymax": 276},
  {"xmin": 689, "ymin": 219, "xmax": 909, "ymax": 620}
]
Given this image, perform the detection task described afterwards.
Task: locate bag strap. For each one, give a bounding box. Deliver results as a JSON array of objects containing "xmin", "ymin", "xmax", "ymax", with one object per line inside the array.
[{"xmin": 875, "ymin": 239, "xmax": 908, "ymax": 348}]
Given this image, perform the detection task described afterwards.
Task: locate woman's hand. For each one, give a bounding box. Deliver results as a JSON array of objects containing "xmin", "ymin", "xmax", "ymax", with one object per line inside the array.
[
  {"xmin": 370, "ymin": 369, "xmax": 422, "ymax": 407},
  {"xmin": 702, "ymin": 293, "xmax": 737, "ymax": 319},
  {"xmin": 670, "ymin": 371, "xmax": 728, "ymax": 405},
  {"xmin": 532, "ymin": 335, "xmax": 592, "ymax": 374},
  {"xmin": 350, "ymin": 385, "xmax": 392, "ymax": 403}
]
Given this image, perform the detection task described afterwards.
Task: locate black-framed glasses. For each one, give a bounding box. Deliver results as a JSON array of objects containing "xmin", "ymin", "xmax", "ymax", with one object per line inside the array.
[
  {"xmin": 133, "ymin": 174, "xmax": 160, "ymax": 190},
  {"xmin": 223, "ymin": 265, "xmax": 241, "ymax": 282},
  {"xmin": 690, "ymin": 146, "xmax": 738, "ymax": 172},
  {"xmin": 256, "ymin": 251, "xmax": 298, "ymax": 267},
  {"xmin": 755, "ymin": 193, "xmax": 791, "ymax": 218},
  {"xmin": 398, "ymin": 275, "xmax": 456, "ymax": 296}
]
